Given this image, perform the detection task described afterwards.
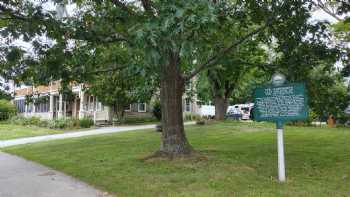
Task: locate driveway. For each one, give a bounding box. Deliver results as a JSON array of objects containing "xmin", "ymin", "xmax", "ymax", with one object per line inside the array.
[{"xmin": 0, "ymin": 152, "xmax": 110, "ymax": 197}]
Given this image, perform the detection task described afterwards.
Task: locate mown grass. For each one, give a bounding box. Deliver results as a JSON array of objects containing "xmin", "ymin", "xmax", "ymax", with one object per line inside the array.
[
  {"xmin": 0, "ymin": 122, "xmax": 98, "ymax": 140},
  {"xmin": 4, "ymin": 121, "xmax": 350, "ymax": 197},
  {"xmin": 0, "ymin": 123, "xmax": 64, "ymax": 140}
]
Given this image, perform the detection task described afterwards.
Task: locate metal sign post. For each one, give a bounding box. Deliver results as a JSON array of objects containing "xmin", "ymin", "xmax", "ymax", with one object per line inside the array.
[
  {"xmin": 253, "ymin": 73, "xmax": 308, "ymax": 182},
  {"xmin": 276, "ymin": 121, "xmax": 285, "ymax": 182}
]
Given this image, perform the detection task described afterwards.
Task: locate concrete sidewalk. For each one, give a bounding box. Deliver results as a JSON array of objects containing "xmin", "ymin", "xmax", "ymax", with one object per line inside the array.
[
  {"xmin": 0, "ymin": 152, "xmax": 110, "ymax": 197},
  {"xmin": 0, "ymin": 122, "xmax": 195, "ymax": 148}
]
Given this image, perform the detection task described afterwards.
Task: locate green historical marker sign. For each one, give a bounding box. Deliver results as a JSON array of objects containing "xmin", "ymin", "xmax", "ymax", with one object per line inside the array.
[
  {"xmin": 253, "ymin": 83, "xmax": 308, "ymax": 122},
  {"xmin": 253, "ymin": 73, "xmax": 309, "ymax": 182}
]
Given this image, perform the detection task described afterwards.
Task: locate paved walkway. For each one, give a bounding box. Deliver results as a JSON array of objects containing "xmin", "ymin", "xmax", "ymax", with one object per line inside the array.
[
  {"xmin": 0, "ymin": 152, "xmax": 110, "ymax": 197},
  {"xmin": 0, "ymin": 122, "xmax": 195, "ymax": 148}
]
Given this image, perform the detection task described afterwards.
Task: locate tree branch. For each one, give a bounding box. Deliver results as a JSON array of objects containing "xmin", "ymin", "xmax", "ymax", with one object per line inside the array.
[
  {"xmin": 233, "ymin": 59, "xmax": 279, "ymax": 71},
  {"xmin": 184, "ymin": 24, "xmax": 268, "ymax": 81},
  {"xmin": 85, "ymin": 64, "xmax": 128, "ymax": 75},
  {"xmin": 111, "ymin": 0, "xmax": 135, "ymax": 15},
  {"xmin": 312, "ymin": 0, "xmax": 342, "ymax": 22},
  {"xmin": 140, "ymin": 0, "xmax": 154, "ymax": 14}
]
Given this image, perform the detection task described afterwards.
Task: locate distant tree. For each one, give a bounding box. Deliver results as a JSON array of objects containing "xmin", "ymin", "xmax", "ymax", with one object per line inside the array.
[
  {"xmin": 0, "ymin": 99, "xmax": 16, "ymax": 120},
  {"xmin": 307, "ymin": 66, "xmax": 350, "ymax": 120},
  {"xmin": 0, "ymin": 79, "xmax": 11, "ymax": 100},
  {"xmin": 87, "ymin": 69, "xmax": 155, "ymax": 121}
]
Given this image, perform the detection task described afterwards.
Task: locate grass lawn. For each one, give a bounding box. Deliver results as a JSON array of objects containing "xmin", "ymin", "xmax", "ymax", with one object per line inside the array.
[
  {"xmin": 3, "ymin": 121, "xmax": 350, "ymax": 196},
  {"xmin": 0, "ymin": 122, "xmax": 99, "ymax": 140},
  {"xmin": 0, "ymin": 123, "xmax": 65, "ymax": 140}
]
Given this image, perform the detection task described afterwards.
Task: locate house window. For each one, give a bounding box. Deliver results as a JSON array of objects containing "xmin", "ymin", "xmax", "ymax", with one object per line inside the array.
[
  {"xmin": 185, "ymin": 98, "xmax": 191, "ymax": 112},
  {"xmin": 138, "ymin": 103, "xmax": 146, "ymax": 112},
  {"xmin": 125, "ymin": 104, "xmax": 131, "ymax": 112}
]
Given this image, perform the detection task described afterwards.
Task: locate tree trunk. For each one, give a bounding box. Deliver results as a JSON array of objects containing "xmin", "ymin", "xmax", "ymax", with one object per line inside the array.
[
  {"xmin": 159, "ymin": 52, "xmax": 193, "ymax": 156},
  {"xmin": 214, "ymin": 95, "xmax": 228, "ymax": 120}
]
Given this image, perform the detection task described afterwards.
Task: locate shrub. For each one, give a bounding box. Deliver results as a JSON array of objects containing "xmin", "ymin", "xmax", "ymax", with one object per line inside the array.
[
  {"xmin": 336, "ymin": 113, "xmax": 350, "ymax": 126},
  {"xmin": 152, "ymin": 101, "xmax": 162, "ymax": 121},
  {"xmin": 8, "ymin": 116, "xmax": 93, "ymax": 129},
  {"xmin": 287, "ymin": 110, "xmax": 319, "ymax": 127},
  {"xmin": 79, "ymin": 117, "xmax": 94, "ymax": 128},
  {"xmin": 25, "ymin": 116, "xmax": 41, "ymax": 126},
  {"xmin": 113, "ymin": 116, "xmax": 158, "ymax": 125},
  {"xmin": 51, "ymin": 118, "xmax": 69, "ymax": 129},
  {"xmin": 184, "ymin": 113, "xmax": 201, "ymax": 121},
  {"xmin": 38, "ymin": 120, "xmax": 49, "ymax": 128},
  {"xmin": 0, "ymin": 99, "xmax": 16, "ymax": 121},
  {"xmin": 9, "ymin": 116, "xmax": 42, "ymax": 126},
  {"xmin": 48, "ymin": 118, "xmax": 85, "ymax": 129},
  {"xmin": 9, "ymin": 116, "xmax": 25, "ymax": 125}
]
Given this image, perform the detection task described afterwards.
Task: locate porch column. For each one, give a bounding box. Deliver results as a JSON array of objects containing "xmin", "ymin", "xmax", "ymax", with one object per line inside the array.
[
  {"xmin": 79, "ymin": 91, "xmax": 85, "ymax": 119},
  {"xmin": 32, "ymin": 102, "xmax": 36, "ymax": 113},
  {"xmin": 93, "ymin": 97, "xmax": 98, "ymax": 124},
  {"xmin": 73, "ymin": 97, "xmax": 77, "ymax": 119},
  {"xmin": 58, "ymin": 94, "xmax": 63, "ymax": 118},
  {"xmin": 49, "ymin": 94, "xmax": 54, "ymax": 119},
  {"xmin": 25, "ymin": 103, "xmax": 28, "ymax": 117},
  {"xmin": 106, "ymin": 106, "xmax": 113, "ymax": 123}
]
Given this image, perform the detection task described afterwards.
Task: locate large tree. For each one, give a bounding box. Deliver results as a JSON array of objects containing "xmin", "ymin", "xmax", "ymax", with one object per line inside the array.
[{"xmin": 0, "ymin": 0, "xmax": 338, "ymax": 156}]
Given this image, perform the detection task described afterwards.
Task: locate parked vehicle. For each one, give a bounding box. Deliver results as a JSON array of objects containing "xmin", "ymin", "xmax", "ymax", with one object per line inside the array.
[
  {"xmin": 226, "ymin": 106, "xmax": 242, "ymax": 120},
  {"xmin": 226, "ymin": 103, "xmax": 254, "ymax": 120}
]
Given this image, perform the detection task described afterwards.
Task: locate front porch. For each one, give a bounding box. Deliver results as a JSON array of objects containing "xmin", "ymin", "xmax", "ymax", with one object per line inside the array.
[{"xmin": 18, "ymin": 90, "xmax": 111, "ymax": 124}]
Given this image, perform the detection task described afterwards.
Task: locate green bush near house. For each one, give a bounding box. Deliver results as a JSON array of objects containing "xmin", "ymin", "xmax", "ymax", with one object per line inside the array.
[
  {"xmin": 113, "ymin": 116, "xmax": 158, "ymax": 125},
  {"xmin": 8, "ymin": 116, "xmax": 93, "ymax": 129},
  {"xmin": 79, "ymin": 117, "xmax": 94, "ymax": 128},
  {"xmin": 50, "ymin": 118, "xmax": 69, "ymax": 129},
  {"xmin": 0, "ymin": 99, "xmax": 17, "ymax": 121},
  {"xmin": 184, "ymin": 113, "xmax": 201, "ymax": 121},
  {"xmin": 152, "ymin": 101, "xmax": 162, "ymax": 121},
  {"xmin": 9, "ymin": 116, "xmax": 41, "ymax": 126}
]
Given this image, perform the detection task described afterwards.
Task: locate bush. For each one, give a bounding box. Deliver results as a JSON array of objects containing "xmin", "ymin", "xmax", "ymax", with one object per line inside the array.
[
  {"xmin": 9, "ymin": 116, "xmax": 41, "ymax": 126},
  {"xmin": 25, "ymin": 116, "xmax": 41, "ymax": 126},
  {"xmin": 9, "ymin": 116, "xmax": 25, "ymax": 125},
  {"xmin": 9, "ymin": 116, "xmax": 89, "ymax": 129},
  {"xmin": 79, "ymin": 117, "xmax": 94, "ymax": 128},
  {"xmin": 38, "ymin": 119, "xmax": 49, "ymax": 128},
  {"xmin": 152, "ymin": 101, "xmax": 162, "ymax": 121},
  {"xmin": 184, "ymin": 113, "xmax": 201, "ymax": 121},
  {"xmin": 51, "ymin": 118, "xmax": 68, "ymax": 129},
  {"xmin": 287, "ymin": 110, "xmax": 319, "ymax": 127},
  {"xmin": 0, "ymin": 99, "xmax": 16, "ymax": 121},
  {"xmin": 336, "ymin": 113, "xmax": 350, "ymax": 126},
  {"xmin": 113, "ymin": 116, "xmax": 158, "ymax": 125}
]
